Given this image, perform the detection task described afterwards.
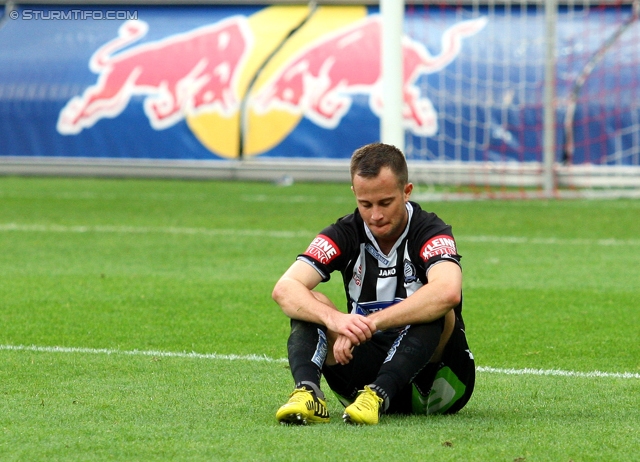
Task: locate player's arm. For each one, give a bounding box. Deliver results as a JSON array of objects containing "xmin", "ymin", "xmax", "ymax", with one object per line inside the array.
[
  {"xmin": 272, "ymin": 260, "xmax": 376, "ymax": 345},
  {"xmin": 367, "ymin": 260, "xmax": 462, "ymax": 331},
  {"xmin": 331, "ymin": 261, "xmax": 460, "ymax": 366}
]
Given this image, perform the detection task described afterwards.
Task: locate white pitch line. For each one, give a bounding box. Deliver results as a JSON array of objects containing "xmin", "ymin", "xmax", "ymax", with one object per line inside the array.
[
  {"xmin": 476, "ymin": 366, "xmax": 640, "ymax": 379},
  {"xmin": 2, "ymin": 344, "xmax": 638, "ymax": 379},
  {"xmin": 0, "ymin": 344, "xmax": 287, "ymax": 363},
  {"xmin": 1, "ymin": 222, "xmax": 639, "ymax": 246}
]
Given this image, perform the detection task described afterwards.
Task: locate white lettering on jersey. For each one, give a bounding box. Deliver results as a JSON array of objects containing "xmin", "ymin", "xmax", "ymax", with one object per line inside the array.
[
  {"xmin": 365, "ymin": 243, "xmax": 390, "ymax": 265},
  {"xmin": 420, "ymin": 235, "xmax": 457, "ymax": 261},
  {"xmin": 304, "ymin": 234, "xmax": 341, "ymax": 264},
  {"xmin": 378, "ymin": 268, "xmax": 396, "ymax": 277}
]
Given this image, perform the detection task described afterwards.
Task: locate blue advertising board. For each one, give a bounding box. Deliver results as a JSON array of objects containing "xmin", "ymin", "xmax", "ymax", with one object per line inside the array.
[{"xmin": 0, "ymin": 3, "xmax": 638, "ymax": 166}]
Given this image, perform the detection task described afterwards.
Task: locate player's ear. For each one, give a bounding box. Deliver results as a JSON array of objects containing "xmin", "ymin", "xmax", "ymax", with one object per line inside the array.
[{"xmin": 404, "ymin": 182, "xmax": 413, "ymax": 200}]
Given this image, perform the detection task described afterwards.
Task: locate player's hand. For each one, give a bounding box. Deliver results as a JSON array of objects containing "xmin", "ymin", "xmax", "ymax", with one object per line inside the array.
[
  {"xmin": 326, "ymin": 312, "xmax": 376, "ymax": 346},
  {"xmin": 333, "ymin": 335, "xmax": 354, "ymax": 365}
]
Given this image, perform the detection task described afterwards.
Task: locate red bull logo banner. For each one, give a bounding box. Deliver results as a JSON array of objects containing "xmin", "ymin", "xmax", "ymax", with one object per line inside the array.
[
  {"xmin": 1, "ymin": 4, "xmax": 638, "ymax": 166},
  {"xmin": 57, "ymin": 8, "xmax": 485, "ymax": 158},
  {"xmin": 252, "ymin": 15, "xmax": 486, "ymax": 137},
  {"xmin": 0, "ymin": 4, "xmax": 492, "ymax": 162},
  {"xmin": 57, "ymin": 16, "xmax": 253, "ymax": 134}
]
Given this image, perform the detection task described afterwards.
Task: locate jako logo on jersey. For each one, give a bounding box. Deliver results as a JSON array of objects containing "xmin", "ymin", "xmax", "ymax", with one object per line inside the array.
[
  {"xmin": 304, "ymin": 234, "xmax": 341, "ymax": 264},
  {"xmin": 420, "ymin": 235, "xmax": 457, "ymax": 261},
  {"xmin": 252, "ymin": 15, "xmax": 487, "ymax": 137},
  {"xmin": 379, "ymin": 268, "xmax": 396, "ymax": 277},
  {"xmin": 57, "ymin": 17, "xmax": 252, "ymax": 134}
]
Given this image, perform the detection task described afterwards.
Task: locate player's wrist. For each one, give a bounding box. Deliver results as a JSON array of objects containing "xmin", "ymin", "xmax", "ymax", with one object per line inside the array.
[{"xmin": 367, "ymin": 313, "xmax": 381, "ymax": 332}]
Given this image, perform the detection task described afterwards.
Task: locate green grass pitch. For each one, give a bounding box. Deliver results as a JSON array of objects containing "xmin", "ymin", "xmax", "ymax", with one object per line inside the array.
[{"xmin": 0, "ymin": 176, "xmax": 638, "ymax": 461}]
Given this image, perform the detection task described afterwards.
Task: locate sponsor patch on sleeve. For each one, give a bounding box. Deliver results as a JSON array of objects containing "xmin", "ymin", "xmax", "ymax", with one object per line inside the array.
[
  {"xmin": 303, "ymin": 234, "xmax": 341, "ymax": 265},
  {"xmin": 420, "ymin": 235, "xmax": 457, "ymax": 262}
]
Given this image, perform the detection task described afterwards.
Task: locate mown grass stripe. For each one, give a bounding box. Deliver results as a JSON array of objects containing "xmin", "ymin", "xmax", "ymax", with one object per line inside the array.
[
  {"xmin": 0, "ymin": 223, "xmax": 310, "ymax": 239},
  {"xmin": 1, "ymin": 222, "xmax": 639, "ymax": 246}
]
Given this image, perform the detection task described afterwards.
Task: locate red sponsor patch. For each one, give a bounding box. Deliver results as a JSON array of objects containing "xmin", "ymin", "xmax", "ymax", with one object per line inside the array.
[
  {"xmin": 420, "ymin": 234, "xmax": 457, "ymax": 261},
  {"xmin": 304, "ymin": 234, "xmax": 341, "ymax": 264}
]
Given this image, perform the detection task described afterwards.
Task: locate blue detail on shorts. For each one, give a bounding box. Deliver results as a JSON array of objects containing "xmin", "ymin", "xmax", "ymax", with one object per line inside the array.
[
  {"xmin": 311, "ymin": 328, "xmax": 327, "ymax": 368},
  {"xmin": 383, "ymin": 326, "xmax": 410, "ymax": 363}
]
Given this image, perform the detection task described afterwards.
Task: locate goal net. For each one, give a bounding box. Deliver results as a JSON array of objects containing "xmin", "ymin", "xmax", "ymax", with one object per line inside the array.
[{"xmin": 404, "ymin": 0, "xmax": 640, "ymax": 199}]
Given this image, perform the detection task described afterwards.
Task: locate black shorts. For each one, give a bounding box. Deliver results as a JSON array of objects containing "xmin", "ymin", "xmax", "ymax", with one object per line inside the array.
[{"xmin": 322, "ymin": 316, "xmax": 475, "ymax": 415}]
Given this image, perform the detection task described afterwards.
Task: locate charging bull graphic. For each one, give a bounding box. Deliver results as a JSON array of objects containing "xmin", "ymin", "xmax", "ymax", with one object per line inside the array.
[
  {"xmin": 57, "ymin": 11, "xmax": 487, "ymax": 153},
  {"xmin": 57, "ymin": 16, "xmax": 252, "ymax": 134},
  {"xmin": 252, "ymin": 15, "xmax": 487, "ymax": 137}
]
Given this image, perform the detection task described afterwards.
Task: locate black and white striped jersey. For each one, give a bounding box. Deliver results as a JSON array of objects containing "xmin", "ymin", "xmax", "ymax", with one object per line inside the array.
[{"xmin": 297, "ymin": 201, "xmax": 463, "ymax": 319}]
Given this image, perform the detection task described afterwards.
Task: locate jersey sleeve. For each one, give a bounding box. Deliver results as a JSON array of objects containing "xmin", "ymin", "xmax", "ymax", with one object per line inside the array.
[
  {"xmin": 296, "ymin": 216, "xmax": 357, "ymax": 282},
  {"xmin": 410, "ymin": 206, "xmax": 462, "ymax": 275},
  {"xmin": 419, "ymin": 233, "xmax": 461, "ymax": 272}
]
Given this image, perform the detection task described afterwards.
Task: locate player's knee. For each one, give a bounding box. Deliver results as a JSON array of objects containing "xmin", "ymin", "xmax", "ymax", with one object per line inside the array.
[
  {"xmin": 289, "ymin": 318, "xmax": 321, "ymax": 336},
  {"xmin": 414, "ymin": 317, "xmax": 445, "ymax": 336}
]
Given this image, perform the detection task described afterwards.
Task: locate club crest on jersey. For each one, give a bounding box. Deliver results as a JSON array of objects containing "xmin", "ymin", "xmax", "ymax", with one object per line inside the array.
[
  {"xmin": 304, "ymin": 234, "xmax": 341, "ymax": 264},
  {"xmin": 420, "ymin": 235, "xmax": 457, "ymax": 261},
  {"xmin": 403, "ymin": 259, "xmax": 417, "ymax": 283}
]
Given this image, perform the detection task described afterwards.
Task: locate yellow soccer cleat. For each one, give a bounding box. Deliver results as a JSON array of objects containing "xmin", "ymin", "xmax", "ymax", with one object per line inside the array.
[
  {"xmin": 342, "ymin": 386, "xmax": 384, "ymax": 425},
  {"xmin": 276, "ymin": 387, "xmax": 330, "ymax": 425}
]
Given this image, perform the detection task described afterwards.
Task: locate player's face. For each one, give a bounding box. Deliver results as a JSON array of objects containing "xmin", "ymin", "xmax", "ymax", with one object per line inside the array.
[{"xmin": 352, "ymin": 167, "xmax": 413, "ymax": 250}]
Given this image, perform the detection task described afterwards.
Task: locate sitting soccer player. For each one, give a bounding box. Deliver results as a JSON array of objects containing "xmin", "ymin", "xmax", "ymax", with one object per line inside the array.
[{"xmin": 272, "ymin": 142, "xmax": 475, "ymax": 425}]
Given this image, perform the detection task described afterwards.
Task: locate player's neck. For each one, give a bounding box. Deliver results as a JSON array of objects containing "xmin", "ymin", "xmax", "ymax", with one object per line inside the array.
[
  {"xmin": 376, "ymin": 239, "xmax": 395, "ymax": 256},
  {"xmin": 376, "ymin": 216, "xmax": 409, "ymax": 255}
]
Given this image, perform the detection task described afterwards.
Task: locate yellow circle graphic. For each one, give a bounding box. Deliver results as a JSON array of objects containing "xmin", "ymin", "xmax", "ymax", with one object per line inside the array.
[{"xmin": 186, "ymin": 5, "xmax": 367, "ymax": 159}]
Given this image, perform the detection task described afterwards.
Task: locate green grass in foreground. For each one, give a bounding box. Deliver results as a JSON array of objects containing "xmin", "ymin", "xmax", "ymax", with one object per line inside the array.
[
  {"xmin": 0, "ymin": 176, "xmax": 639, "ymax": 461},
  {"xmin": 3, "ymin": 350, "xmax": 638, "ymax": 461}
]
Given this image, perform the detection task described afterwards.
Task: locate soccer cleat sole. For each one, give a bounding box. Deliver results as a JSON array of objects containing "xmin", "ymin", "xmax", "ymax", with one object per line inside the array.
[
  {"xmin": 342, "ymin": 412, "xmax": 361, "ymax": 425},
  {"xmin": 278, "ymin": 414, "xmax": 330, "ymax": 425},
  {"xmin": 278, "ymin": 413, "xmax": 308, "ymax": 425}
]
